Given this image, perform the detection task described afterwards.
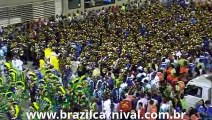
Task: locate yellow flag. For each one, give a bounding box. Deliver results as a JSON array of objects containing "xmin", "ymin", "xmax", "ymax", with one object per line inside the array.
[
  {"xmin": 50, "ymin": 55, "xmax": 59, "ymax": 70},
  {"xmin": 44, "ymin": 48, "xmax": 52, "ymax": 59}
]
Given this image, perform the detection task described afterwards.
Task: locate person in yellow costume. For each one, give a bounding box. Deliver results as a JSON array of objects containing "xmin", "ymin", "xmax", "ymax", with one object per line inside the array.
[
  {"xmin": 50, "ymin": 55, "xmax": 59, "ymax": 70},
  {"xmin": 27, "ymin": 71, "xmax": 37, "ymax": 81},
  {"xmin": 8, "ymin": 102, "xmax": 21, "ymax": 120},
  {"xmin": 0, "ymin": 77, "xmax": 3, "ymax": 87},
  {"xmin": 44, "ymin": 47, "xmax": 60, "ymax": 71},
  {"xmin": 4, "ymin": 62, "xmax": 11, "ymax": 70},
  {"xmin": 92, "ymin": 67, "xmax": 100, "ymax": 77},
  {"xmin": 39, "ymin": 59, "xmax": 45, "ymax": 69},
  {"xmin": 9, "ymin": 69, "xmax": 17, "ymax": 82},
  {"xmin": 121, "ymin": 3, "xmax": 126, "ymax": 12},
  {"xmin": 31, "ymin": 102, "xmax": 40, "ymax": 112},
  {"xmin": 44, "ymin": 48, "xmax": 52, "ymax": 59}
]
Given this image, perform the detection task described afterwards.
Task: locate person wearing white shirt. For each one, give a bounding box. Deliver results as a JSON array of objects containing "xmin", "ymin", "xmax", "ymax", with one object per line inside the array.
[
  {"xmin": 0, "ymin": 59, "xmax": 5, "ymax": 73},
  {"xmin": 174, "ymin": 58, "xmax": 178, "ymax": 65},
  {"xmin": 12, "ymin": 57, "xmax": 23, "ymax": 71},
  {"xmin": 176, "ymin": 51, "xmax": 182, "ymax": 58},
  {"xmin": 185, "ymin": 0, "xmax": 190, "ymax": 5},
  {"xmin": 0, "ymin": 49, "xmax": 4, "ymax": 58},
  {"xmin": 0, "ymin": 26, "xmax": 3, "ymax": 34},
  {"xmin": 136, "ymin": 72, "xmax": 146, "ymax": 80},
  {"xmin": 137, "ymin": 94, "xmax": 148, "ymax": 110},
  {"xmin": 120, "ymin": 82, "xmax": 127, "ymax": 90},
  {"xmin": 16, "ymin": 59, "xmax": 23, "ymax": 71},
  {"xmin": 70, "ymin": 60, "xmax": 81, "ymax": 74},
  {"xmin": 12, "ymin": 57, "xmax": 18, "ymax": 69},
  {"xmin": 165, "ymin": 58, "xmax": 170, "ymax": 64},
  {"xmin": 143, "ymin": 79, "xmax": 151, "ymax": 92},
  {"xmin": 103, "ymin": 94, "xmax": 111, "ymax": 120},
  {"xmin": 159, "ymin": 100, "xmax": 170, "ymax": 119},
  {"xmin": 150, "ymin": 74, "xmax": 160, "ymax": 89}
]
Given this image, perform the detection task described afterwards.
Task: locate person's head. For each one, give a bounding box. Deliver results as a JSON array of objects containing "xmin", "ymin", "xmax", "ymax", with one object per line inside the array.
[
  {"xmin": 135, "ymin": 92, "xmax": 140, "ymax": 98},
  {"xmin": 198, "ymin": 65, "xmax": 202, "ymax": 69},
  {"xmin": 180, "ymin": 94, "xmax": 184, "ymax": 99},
  {"xmin": 205, "ymin": 100, "xmax": 211, "ymax": 107},
  {"xmin": 198, "ymin": 99, "xmax": 204, "ymax": 106},
  {"xmin": 13, "ymin": 56, "xmax": 17, "ymax": 60},
  {"xmin": 194, "ymin": 67, "xmax": 199, "ymax": 72},
  {"xmin": 170, "ymin": 64, "xmax": 175, "ymax": 68},
  {"xmin": 162, "ymin": 57, "xmax": 165, "ymax": 62},
  {"xmin": 138, "ymin": 102, "xmax": 143, "ymax": 108},
  {"xmin": 149, "ymin": 99, "xmax": 154, "ymax": 105},
  {"xmin": 182, "ymin": 109, "xmax": 186, "ymax": 113},
  {"xmin": 183, "ymin": 61, "xmax": 188, "ymax": 66},
  {"xmin": 122, "ymin": 93, "xmax": 126, "ymax": 99},
  {"xmin": 162, "ymin": 97, "xmax": 168, "ymax": 103},
  {"xmin": 104, "ymin": 92, "xmax": 110, "ymax": 100},
  {"xmin": 202, "ymin": 70, "xmax": 206, "ymax": 74},
  {"xmin": 189, "ymin": 58, "xmax": 193, "ymax": 63},
  {"xmin": 140, "ymin": 93, "xmax": 145, "ymax": 98},
  {"xmin": 144, "ymin": 80, "xmax": 148, "ymax": 84},
  {"xmin": 189, "ymin": 107, "xmax": 197, "ymax": 116}
]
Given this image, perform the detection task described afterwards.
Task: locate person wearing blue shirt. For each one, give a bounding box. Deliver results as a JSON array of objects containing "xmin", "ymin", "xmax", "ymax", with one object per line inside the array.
[
  {"xmin": 202, "ymin": 37, "xmax": 210, "ymax": 49},
  {"xmin": 126, "ymin": 77, "xmax": 134, "ymax": 87},
  {"xmin": 140, "ymin": 25, "xmax": 147, "ymax": 37},
  {"xmin": 195, "ymin": 99, "xmax": 207, "ymax": 120},
  {"xmin": 89, "ymin": 79, "xmax": 95, "ymax": 94},
  {"xmin": 93, "ymin": 88, "xmax": 103, "ymax": 112},
  {"xmin": 199, "ymin": 55, "xmax": 206, "ymax": 64},
  {"xmin": 205, "ymin": 100, "xmax": 212, "ymax": 120},
  {"xmin": 1, "ymin": 45, "xmax": 7, "ymax": 56},
  {"xmin": 204, "ymin": 52, "xmax": 211, "ymax": 70},
  {"xmin": 107, "ymin": 76, "xmax": 114, "ymax": 90},
  {"xmin": 182, "ymin": 0, "xmax": 187, "ymax": 8},
  {"xmin": 190, "ymin": 17, "xmax": 197, "ymax": 25},
  {"xmin": 160, "ymin": 58, "xmax": 168, "ymax": 70},
  {"xmin": 112, "ymin": 86, "xmax": 120, "ymax": 111},
  {"xmin": 166, "ymin": 0, "xmax": 172, "ymax": 11},
  {"xmin": 126, "ymin": 62, "xmax": 131, "ymax": 70},
  {"xmin": 189, "ymin": 61, "xmax": 195, "ymax": 72}
]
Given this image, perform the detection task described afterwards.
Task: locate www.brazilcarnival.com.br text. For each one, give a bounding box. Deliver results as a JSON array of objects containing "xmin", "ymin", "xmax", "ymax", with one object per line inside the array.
[{"xmin": 26, "ymin": 110, "xmax": 186, "ymax": 120}]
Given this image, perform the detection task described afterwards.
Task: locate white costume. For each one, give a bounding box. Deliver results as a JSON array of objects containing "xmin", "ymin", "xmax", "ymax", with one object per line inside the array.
[
  {"xmin": 103, "ymin": 99, "xmax": 112, "ymax": 120},
  {"xmin": 12, "ymin": 59, "xmax": 23, "ymax": 71}
]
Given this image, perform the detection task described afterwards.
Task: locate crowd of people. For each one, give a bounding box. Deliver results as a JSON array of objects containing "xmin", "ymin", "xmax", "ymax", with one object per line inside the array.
[{"xmin": 0, "ymin": 0, "xmax": 212, "ymax": 120}]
